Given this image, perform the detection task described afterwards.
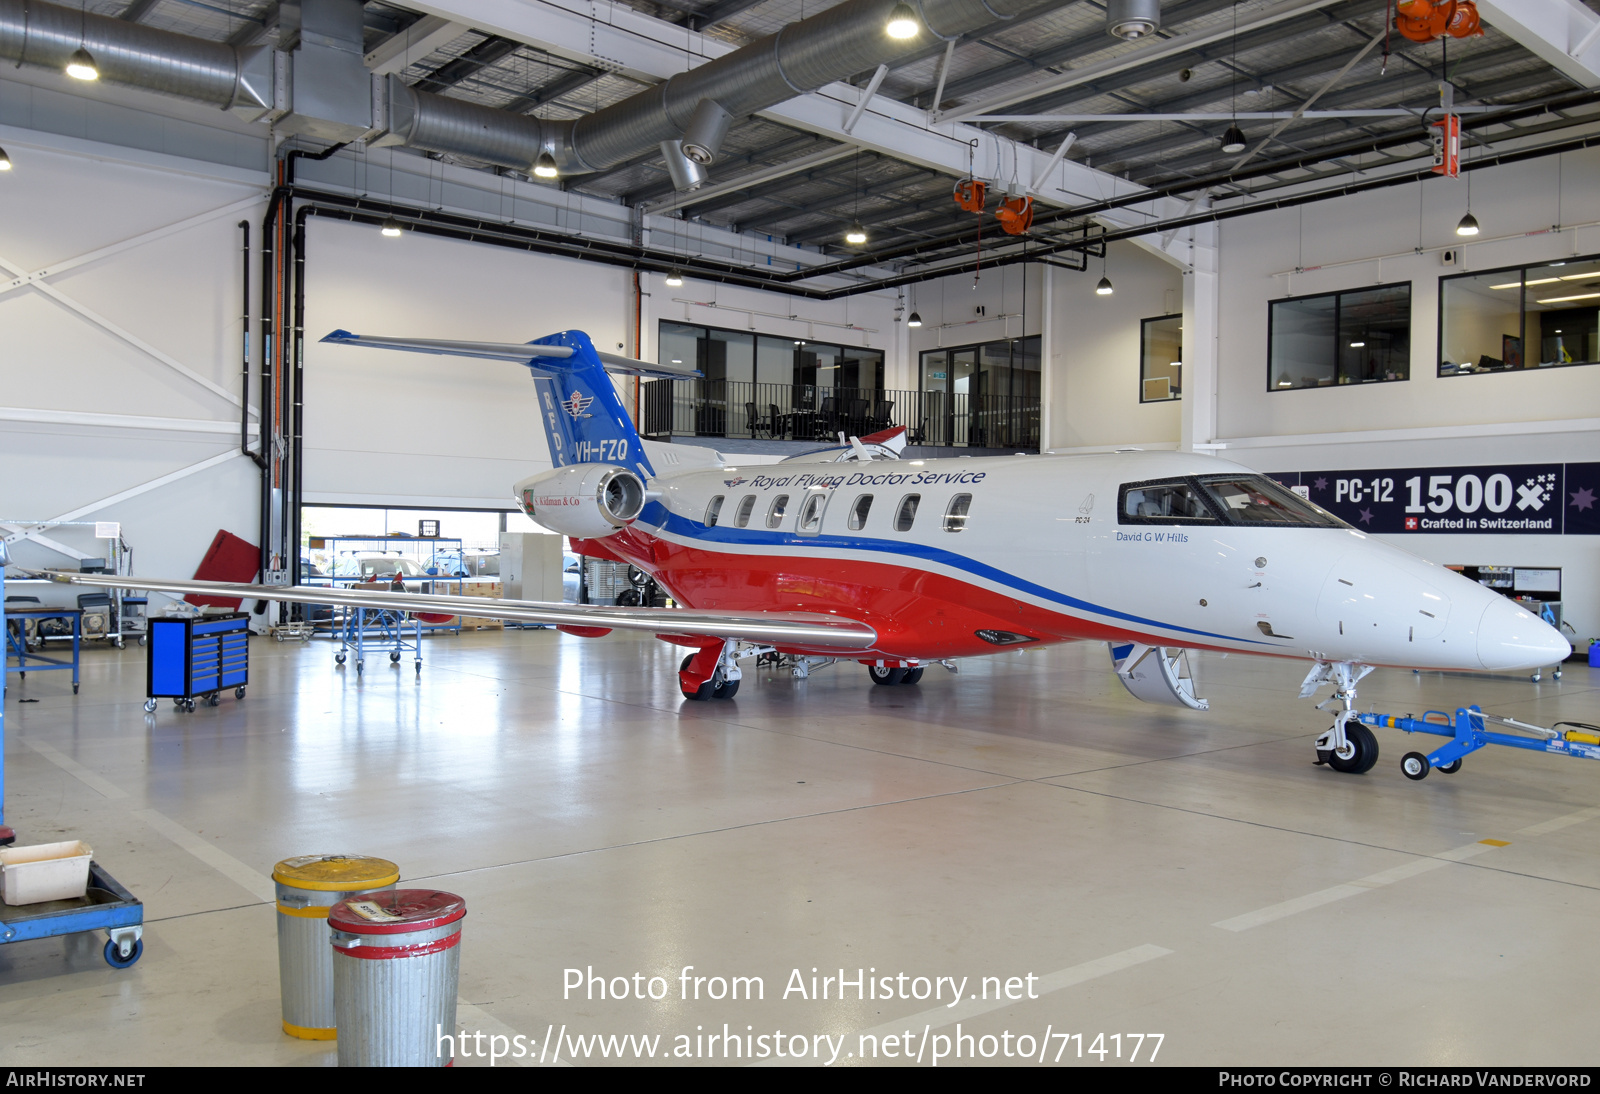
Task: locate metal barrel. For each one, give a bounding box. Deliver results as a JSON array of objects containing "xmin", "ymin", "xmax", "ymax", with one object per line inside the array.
[
  {"xmin": 330, "ymin": 889, "xmax": 466, "ymax": 1067},
  {"xmin": 272, "ymin": 854, "xmax": 400, "ymax": 1040}
]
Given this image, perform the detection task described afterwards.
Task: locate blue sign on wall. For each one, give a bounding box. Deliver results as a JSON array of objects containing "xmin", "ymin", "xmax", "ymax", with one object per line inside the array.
[{"xmin": 1269, "ymin": 463, "xmax": 1592, "ymax": 535}]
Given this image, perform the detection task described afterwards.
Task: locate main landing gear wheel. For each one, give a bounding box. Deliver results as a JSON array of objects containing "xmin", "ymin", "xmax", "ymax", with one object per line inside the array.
[
  {"xmin": 868, "ymin": 665, "xmax": 907, "ymax": 686},
  {"xmin": 1402, "ymin": 751, "xmax": 1430, "ymax": 780},
  {"xmin": 680, "ymin": 654, "xmax": 739, "ymax": 701},
  {"xmin": 1323, "ymin": 723, "xmax": 1379, "ymax": 775},
  {"xmin": 902, "ymin": 667, "xmax": 925, "ymax": 685}
]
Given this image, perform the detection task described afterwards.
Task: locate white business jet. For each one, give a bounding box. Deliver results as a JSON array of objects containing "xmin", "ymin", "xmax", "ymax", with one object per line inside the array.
[{"xmin": 52, "ymin": 329, "xmax": 1570, "ymax": 776}]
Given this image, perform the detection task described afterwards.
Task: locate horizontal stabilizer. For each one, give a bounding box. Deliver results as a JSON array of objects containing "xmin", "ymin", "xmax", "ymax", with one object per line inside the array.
[
  {"xmin": 321, "ymin": 330, "xmax": 700, "ymax": 378},
  {"xmin": 44, "ymin": 573, "xmax": 877, "ymax": 649}
]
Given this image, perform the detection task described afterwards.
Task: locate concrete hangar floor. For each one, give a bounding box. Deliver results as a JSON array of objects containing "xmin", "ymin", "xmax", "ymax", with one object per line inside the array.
[{"xmin": 0, "ymin": 629, "xmax": 1596, "ymax": 1067}]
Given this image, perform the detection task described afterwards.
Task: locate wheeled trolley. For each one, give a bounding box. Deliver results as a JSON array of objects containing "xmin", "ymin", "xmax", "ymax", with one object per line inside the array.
[
  {"xmin": 0, "ymin": 860, "xmax": 145, "ymax": 968},
  {"xmin": 335, "ymin": 603, "xmax": 422, "ymax": 677},
  {"xmin": 145, "ymin": 613, "xmax": 249, "ymax": 713}
]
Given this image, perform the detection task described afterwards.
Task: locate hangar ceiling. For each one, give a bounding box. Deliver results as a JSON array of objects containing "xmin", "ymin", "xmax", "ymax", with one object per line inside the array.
[{"xmin": 77, "ymin": 0, "xmax": 1600, "ymax": 263}]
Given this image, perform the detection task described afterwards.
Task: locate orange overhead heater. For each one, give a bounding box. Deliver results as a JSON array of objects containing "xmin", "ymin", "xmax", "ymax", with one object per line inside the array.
[{"xmin": 1395, "ymin": 0, "xmax": 1483, "ymax": 42}]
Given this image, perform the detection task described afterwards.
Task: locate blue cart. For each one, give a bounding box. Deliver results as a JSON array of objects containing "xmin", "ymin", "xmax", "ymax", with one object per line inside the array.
[{"xmin": 145, "ymin": 613, "xmax": 249, "ymax": 713}]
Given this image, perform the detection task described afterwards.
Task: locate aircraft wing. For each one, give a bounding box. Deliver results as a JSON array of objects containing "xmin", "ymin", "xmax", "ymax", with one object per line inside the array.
[{"xmin": 42, "ymin": 573, "xmax": 877, "ymax": 648}]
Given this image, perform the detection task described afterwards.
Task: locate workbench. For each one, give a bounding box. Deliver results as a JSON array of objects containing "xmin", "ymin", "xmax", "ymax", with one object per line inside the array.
[{"xmin": 4, "ymin": 607, "xmax": 80, "ymax": 695}]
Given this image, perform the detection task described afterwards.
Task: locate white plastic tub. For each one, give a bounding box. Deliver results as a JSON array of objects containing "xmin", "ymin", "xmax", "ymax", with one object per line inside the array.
[{"xmin": 0, "ymin": 840, "xmax": 94, "ymax": 905}]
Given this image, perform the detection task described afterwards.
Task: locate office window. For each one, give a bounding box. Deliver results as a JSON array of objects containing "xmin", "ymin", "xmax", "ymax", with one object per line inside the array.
[
  {"xmin": 1439, "ymin": 253, "xmax": 1600, "ymax": 376},
  {"xmin": 1269, "ymin": 283, "xmax": 1410, "ymax": 390},
  {"xmin": 1140, "ymin": 315, "xmax": 1182, "ymax": 402}
]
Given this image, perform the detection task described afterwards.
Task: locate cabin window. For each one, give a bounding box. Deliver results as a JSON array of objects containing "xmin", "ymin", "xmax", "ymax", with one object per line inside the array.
[
  {"xmin": 734, "ymin": 495, "xmax": 756, "ymax": 528},
  {"xmin": 944, "ymin": 494, "xmax": 972, "ymax": 532},
  {"xmin": 798, "ymin": 492, "xmax": 827, "ymax": 534},
  {"xmin": 848, "ymin": 494, "xmax": 873, "ymax": 530},
  {"xmin": 1119, "ymin": 481, "xmax": 1218, "ymax": 523},
  {"xmin": 895, "ymin": 494, "xmax": 920, "ymax": 532},
  {"xmin": 705, "ymin": 495, "xmax": 725, "ymax": 527},
  {"xmin": 766, "ymin": 494, "xmax": 790, "ymax": 529}
]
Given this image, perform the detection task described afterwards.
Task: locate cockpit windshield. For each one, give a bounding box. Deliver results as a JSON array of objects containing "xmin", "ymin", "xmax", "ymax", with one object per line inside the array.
[
  {"xmin": 1197, "ymin": 476, "xmax": 1346, "ymax": 527},
  {"xmin": 1119, "ymin": 475, "xmax": 1347, "ymax": 528}
]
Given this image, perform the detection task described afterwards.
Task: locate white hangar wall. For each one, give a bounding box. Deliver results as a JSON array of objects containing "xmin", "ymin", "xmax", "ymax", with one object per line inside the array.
[
  {"xmin": 0, "ymin": 106, "xmax": 268, "ymax": 605},
  {"xmin": 1209, "ymin": 147, "xmax": 1600, "ymax": 654}
]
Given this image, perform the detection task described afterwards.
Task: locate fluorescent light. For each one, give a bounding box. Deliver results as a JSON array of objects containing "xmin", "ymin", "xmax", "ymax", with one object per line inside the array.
[
  {"xmin": 1536, "ymin": 291, "xmax": 1600, "ymax": 304},
  {"xmin": 1489, "ymin": 277, "xmax": 1559, "ymax": 289},
  {"xmin": 670, "ymin": 359, "xmax": 683, "ymax": 364},
  {"xmin": 1349, "ymin": 341, "xmax": 1365, "ymax": 347}
]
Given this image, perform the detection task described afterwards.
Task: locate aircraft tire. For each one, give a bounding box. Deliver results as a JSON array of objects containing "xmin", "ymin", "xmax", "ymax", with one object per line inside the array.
[
  {"xmin": 1326, "ymin": 724, "xmax": 1379, "ymax": 775},
  {"xmin": 868, "ymin": 665, "xmax": 907, "ymax": 686},
  {"xmin": 1401, "ymin": 751, "xmax": 1430, "ymax": 780},
  {"xmin": 901, "ymin": 667, "xmax": 925, "ymax": 685}
]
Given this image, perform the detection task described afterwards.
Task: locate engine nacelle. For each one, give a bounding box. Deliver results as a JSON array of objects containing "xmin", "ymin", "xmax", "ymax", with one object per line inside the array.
[{"xmin": 514, "ymin": 464, "xmax": 647, "ymax": 540}]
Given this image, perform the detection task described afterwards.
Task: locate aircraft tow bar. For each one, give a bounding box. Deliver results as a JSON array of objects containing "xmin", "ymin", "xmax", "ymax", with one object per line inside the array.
[{"xmin": 1358, "ymin": 707, "xmax": 1600, "ymax": 780}]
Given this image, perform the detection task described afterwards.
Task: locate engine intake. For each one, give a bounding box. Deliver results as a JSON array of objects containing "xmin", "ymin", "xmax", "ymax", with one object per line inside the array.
[{"xmin": 514, "ymin": 464, "xmax": 647, "ymax": 540}]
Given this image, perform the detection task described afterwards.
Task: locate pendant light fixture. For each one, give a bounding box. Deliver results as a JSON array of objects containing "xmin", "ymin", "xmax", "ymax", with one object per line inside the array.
[
  {"xmin": 533, "ymin": 151, "xmax": 559, "ymax": 179},
  {"xmin": 1219, "ymin": 1, "xmax": 1243, "ymax": 155},
  {"xmin": 0, "ymin": 148, "xmax": 11, "ymax": 172},
  {"xmin": 886, "ymin": 1, "xmax": 919, "ymax": 38},
  {"xmin": 1095, "ymin": 247, "xmax": 1113, "ymax": 295},
  {"xmin": 844, "ymin": 151, "xmax": 868, "ymax": 245},
  {"xmin": 664, "ymin": 270, "xmax": 685, "ymax": 287},
  {"xmin": 1455, "ymin": 153, "xmax": 1478, "ymax": 236},
  {"xmin": 67, "ymin": 2, "xmax": 97, "ymax": 81},
  {"xmin": 907, "ymin": 310, "xmax": 922, "ymax": 327},
  {"xmin": 66, "ymin": 48, "xmax": 99, "ymax": 80},
  {"xmin": 380, "ymin": 216, "xmax": 403, "ymax": 237}
]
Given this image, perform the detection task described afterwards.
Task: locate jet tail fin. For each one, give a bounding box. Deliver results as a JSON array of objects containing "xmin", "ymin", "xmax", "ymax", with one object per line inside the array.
[{"xmin": 320, "ymin": 328, "xmax": 699, "ymax": 478}]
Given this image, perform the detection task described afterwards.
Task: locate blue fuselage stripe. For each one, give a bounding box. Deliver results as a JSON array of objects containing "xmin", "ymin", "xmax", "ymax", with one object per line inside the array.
[{"xmin": 637, "ymin": 502, "xmax": 1266, "ymax": 646}]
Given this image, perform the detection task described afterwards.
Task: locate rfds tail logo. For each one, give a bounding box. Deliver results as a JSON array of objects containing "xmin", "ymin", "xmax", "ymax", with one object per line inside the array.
[{"xmin": 563, "ymin": 390, "xmax": 594, "ymax": 419}]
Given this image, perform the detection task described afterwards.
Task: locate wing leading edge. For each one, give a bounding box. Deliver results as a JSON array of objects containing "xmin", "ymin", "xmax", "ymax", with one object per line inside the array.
[{"xmin": 44, "ymin": 573, "xmax": 877, "ymax": 649}]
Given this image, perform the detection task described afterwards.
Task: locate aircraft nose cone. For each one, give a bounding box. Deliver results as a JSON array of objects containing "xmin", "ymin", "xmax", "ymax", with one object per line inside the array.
[{"xmin": 1476, "ymin": 595, "xmax": 1571, "ymax": 671}]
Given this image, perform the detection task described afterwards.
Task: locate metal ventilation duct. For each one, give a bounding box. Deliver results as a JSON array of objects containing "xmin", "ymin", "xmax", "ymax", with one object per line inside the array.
[
  {"xmin": 0, "ymin": 0, "xmax": 271, "ymax": 114},
  {"xmin": 0, "ymin": 0, "xmax": 1036, "ymax": 186},
  {"xmin": 1106, "ymin": 0, "xmax": 1161, "ymax": 40}
]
